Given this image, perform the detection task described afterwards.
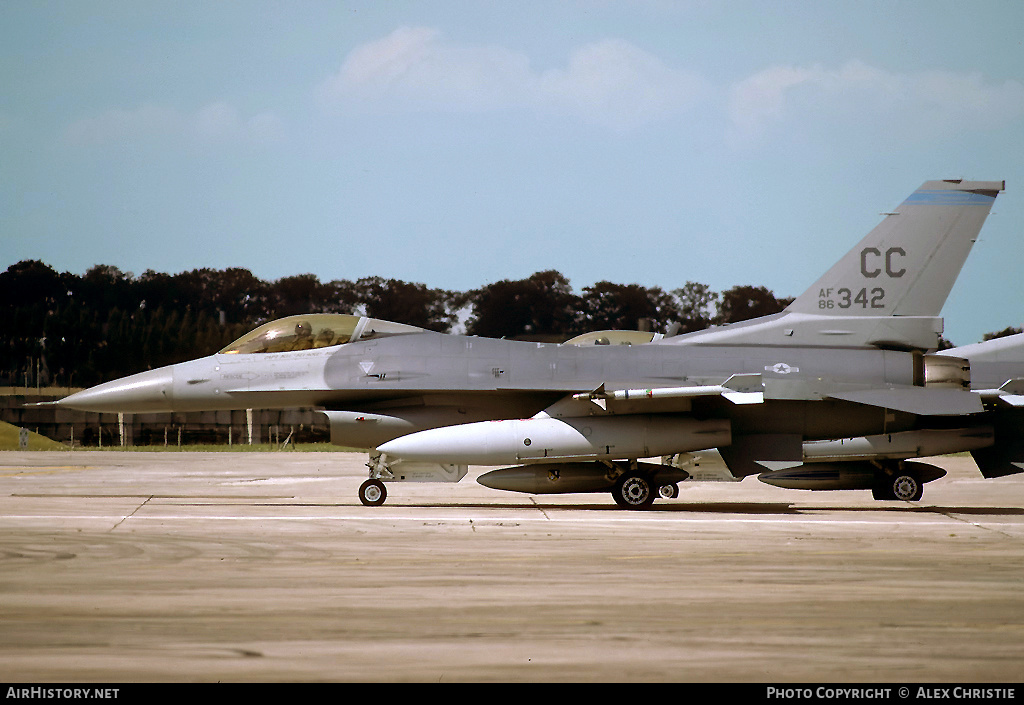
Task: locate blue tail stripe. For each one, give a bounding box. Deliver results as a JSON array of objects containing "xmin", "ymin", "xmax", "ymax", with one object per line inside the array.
[{"xmin": 904, "ymin": 190, "xmax": 995, "ymax": 205}]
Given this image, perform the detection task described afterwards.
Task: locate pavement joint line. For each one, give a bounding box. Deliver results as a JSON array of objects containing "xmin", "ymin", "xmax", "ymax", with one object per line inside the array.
[
  {"xmin": 110, "ymin": 496, "xmax": 152, "ymax": 532},
  {"xmin": 931, "ymin": 506, "xmax": 1018, "ymax": 539},
  {"xmin": 529, "ymin": 496, "xmax": 552, "ymax": 520}
]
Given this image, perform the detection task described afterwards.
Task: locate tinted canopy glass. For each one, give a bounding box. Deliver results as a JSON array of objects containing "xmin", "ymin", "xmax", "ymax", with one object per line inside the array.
[{"xmin": 219, "ymin": 314, "xmax": 424, "ymax": 354}]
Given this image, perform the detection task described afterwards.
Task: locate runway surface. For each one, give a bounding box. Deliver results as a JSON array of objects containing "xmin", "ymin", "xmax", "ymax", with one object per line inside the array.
[{"xmin": 1, "ymin": 450, "xmax": 1022, "ymax": 682}]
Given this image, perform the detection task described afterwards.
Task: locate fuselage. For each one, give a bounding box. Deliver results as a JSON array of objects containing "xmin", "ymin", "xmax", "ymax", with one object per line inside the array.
[{"xmin": 58, "ymin": 326, "xmax": 925, "ymax": 451}]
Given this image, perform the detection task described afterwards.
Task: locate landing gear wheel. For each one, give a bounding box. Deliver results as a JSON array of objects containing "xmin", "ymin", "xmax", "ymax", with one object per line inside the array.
[
  {"xmin": 873, "ymin": 473, "xmax": 922, "ymax": 501},
  {"xmin": 891, "ymin": 473, "xmax": 923, "ymax": 501},
  {"xmin": 658, "ymin": 483, "xmax": 679, "ymax": 500},
  {"xmin": 359, "ymin": 479, "xmax": 387, "ymax": 506},
  {"xmin": 612, "ymin": 474, "xmax": 655, "ymax": 510}
]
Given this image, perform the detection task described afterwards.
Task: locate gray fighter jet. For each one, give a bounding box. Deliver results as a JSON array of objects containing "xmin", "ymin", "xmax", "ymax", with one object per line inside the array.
[
  {"xmin": 56, "ymin": 179, "xmax": 1017, "ymax": 507},
  {"xmin": 728, "ymin": 330, "xmax": 1024, "ymax": 497}
]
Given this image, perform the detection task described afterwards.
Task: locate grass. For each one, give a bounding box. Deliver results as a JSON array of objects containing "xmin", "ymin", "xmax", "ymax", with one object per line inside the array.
[
  {"xmin": 0, "ymin": 421, "xmax": 356, "ymax": 452},
  {"xmin": 0, "ymin": 420, "xmax": 71, "ymax": 451}
]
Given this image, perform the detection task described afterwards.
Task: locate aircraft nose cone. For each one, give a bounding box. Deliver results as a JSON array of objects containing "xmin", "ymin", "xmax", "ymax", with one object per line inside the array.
[{"xmin": 57, "ymin": 367, "xmax": 174, "ymax": 413}]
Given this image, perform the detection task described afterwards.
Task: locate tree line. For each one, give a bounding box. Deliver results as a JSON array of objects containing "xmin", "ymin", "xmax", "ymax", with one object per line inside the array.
[{"xmin": 0, "ymin": 257, "xmax": 907, "ymax": 389}]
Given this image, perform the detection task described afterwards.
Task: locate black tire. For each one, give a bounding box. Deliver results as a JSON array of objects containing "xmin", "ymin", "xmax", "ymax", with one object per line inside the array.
[
  {"xmin": 612, "ymin": 474, "xmax": 655, "ymax": 510},
  {"xmin": 658, "ymin": 483, "xmax": 679, "ymax": 500},
  {"xmin": 891, "ymin": 473, "xmax": 923, "ymax": 501},
  {"xmin": 359, "ymin": 479, "xmax": 387, "ymax": 506},
  {"xmin": 873, "ymin": 473, "xmax": 923, "ymax": 501}
]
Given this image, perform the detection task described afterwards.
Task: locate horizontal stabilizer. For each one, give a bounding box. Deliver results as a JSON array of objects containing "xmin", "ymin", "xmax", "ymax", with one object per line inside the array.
[
  {"xmin": 971, "ymin": 446, "xmax": 1024, "ymax": 479},
  {"xmin": 970, "ymin": 408, "xmax": 1024, "ymax": 478}
]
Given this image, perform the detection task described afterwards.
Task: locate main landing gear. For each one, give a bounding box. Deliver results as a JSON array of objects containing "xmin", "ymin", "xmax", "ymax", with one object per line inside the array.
[
  {"xmin": 868, "ymin": 459, "xmax": 944, "ymax": 501},
  {"xmin": 611, "ymin": 471, "xmax": 679, "ymax": 510},
  {"xmin": 872, "ymin": 470, "xmax": 923, "ymax": 501}
]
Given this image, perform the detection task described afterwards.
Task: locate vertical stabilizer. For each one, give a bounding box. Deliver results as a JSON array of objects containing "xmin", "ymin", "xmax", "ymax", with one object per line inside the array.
[
  {"xmin": 668, "ymin": 179, "xmax": 1004, "ymax": 350},
  {"xmin": 787, "ymin": 180, "xmax": 1004, "ymax": 317}
]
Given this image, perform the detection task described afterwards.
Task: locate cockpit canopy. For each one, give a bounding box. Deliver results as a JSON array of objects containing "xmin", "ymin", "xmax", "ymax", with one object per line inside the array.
[{"xmin": 219, "ymin": 314, "xmax": 425, "ymax": 354}]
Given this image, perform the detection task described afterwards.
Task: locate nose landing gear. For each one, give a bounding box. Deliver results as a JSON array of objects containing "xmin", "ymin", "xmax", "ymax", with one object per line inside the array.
[{"xmin": 358, "ymin": 479, "xmax": 387, "ymax": 506}]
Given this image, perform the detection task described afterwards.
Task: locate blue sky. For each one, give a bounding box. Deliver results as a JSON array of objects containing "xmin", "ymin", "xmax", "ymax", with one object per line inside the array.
[{"xmin": 2, "ymin": 0, "xmax": 1023, "ymax": 345}]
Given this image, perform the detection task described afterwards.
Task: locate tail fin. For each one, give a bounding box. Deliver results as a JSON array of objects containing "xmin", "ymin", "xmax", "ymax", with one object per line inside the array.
[
  {"xmin": 787, "ymin": 179, "xmax": 1004, "ymax": 317},
  {"xmin": 673, "ymin": 179, "xmax": 1004, "ymax": 351}
]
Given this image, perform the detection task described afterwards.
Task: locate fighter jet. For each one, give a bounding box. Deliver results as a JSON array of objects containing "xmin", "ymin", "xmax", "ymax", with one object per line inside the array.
[
  {"xmin": 937, "ymin": 331, "xmax": 1024, "ymax": 478},
  {"xmin": 735, "ymin": 329, "xmax": 1024, "ymax": 499},
  {"xmin": 56, "ymin": 179, "xmax": 1014, "ymax": 508}
]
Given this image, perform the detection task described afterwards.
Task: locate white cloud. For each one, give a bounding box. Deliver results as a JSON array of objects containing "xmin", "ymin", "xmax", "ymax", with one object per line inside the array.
[
  {"xmin": 191, "ymin": 101, "xmax": 284, "ymax": 143},
  {"xmin": 64, "ymin": 101, "xmax": 283, "ymax": 147},
  {"xmin": 319, "ymin": 27, "xmax": 708, "ymax": 129},
  {"xmin": 318, "ymin": 27, "xmax": 533, "ymax": 112},
  {"xmin": 538, "ymin": 39, "xmax": 708, "ymax": 128},
  {"xmin": 726, "ymin": 65, "xmax": 824, "ymax": 142},
  {"xmin": 727, "ymin": 60, "xmax": 1024, "ymax": 146}
]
